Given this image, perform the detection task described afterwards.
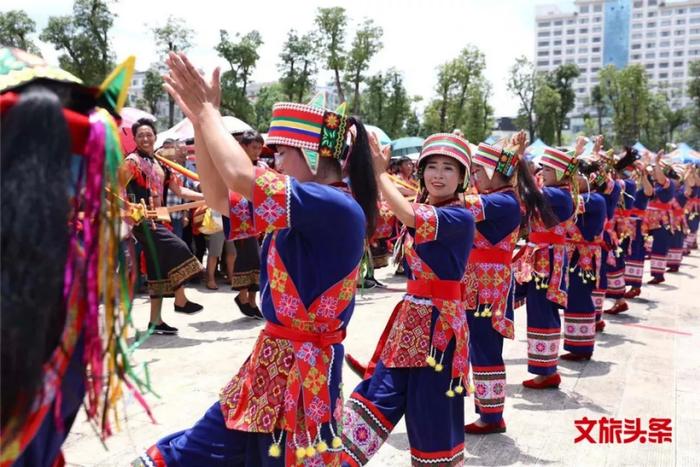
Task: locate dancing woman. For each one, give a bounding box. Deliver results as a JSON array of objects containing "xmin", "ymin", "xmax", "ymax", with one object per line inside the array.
[
  {"xmin": 342, "ymin": 133, "xmax": 475, "ymax": 467},
  {"xmin": 521, "ymin": 138, "xmax": 585, "ymax": 390},
  {"xmin": 134, "ymin": 52, "xmax": 378, "ymax": 466},
  {"xmin": 462, "ymin": 131, "xmax": 558, "ymax": 434}
]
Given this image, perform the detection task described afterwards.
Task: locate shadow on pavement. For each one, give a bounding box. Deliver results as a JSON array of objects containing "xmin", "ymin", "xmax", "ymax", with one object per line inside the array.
[
  {"xmin": 189, "ymin": 319, "xmax": 263, "ymax": 333},
  {"xmin": 595, "ymin": 331, "xmax": 646, "ymax": 348},
  {"xmin": 559, "ymin": 358, "xmax": 614, "ymax": 378},
  {"xmin": 512, "ymin": 382, "xmax": 608, "ymax": 414},
  {"xmin": 129, "ymin": 335, "xmax": 213, "ymax": 349},
  {"xmin": 464, "ymin": 433, "xmax": 557, "ymax": 465}
]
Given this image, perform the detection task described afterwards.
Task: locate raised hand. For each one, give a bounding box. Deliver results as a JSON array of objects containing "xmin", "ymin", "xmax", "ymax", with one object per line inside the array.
[
  {"xmin": 369, "ymin": 132, "xmax": 391, "ymax": 177},
  {"xmin": 163, "ymin": 52, "xmax": 213, "ymax": 124},
  {"xmin": 574, "ymin": 135, "xmax": 588, "ymax": 156}
]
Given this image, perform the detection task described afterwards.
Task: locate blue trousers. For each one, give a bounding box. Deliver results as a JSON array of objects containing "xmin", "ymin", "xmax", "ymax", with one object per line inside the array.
[
  {"xmin": 342, "ymin": 345, "xmax": 464, "ymax": 467},
  {"xmin": 525, "ymin": 282, "xmax": 561, "ymax": 376},
  {"xmin": 137, "ymin": 402, "xmax": 341, "ymax": 466},
  {"xmin": 625, "ymin": 221, "xmax": 645, "ymax": 288},
  {"xmin": 466, "ymin": 309, "xmax": 506, "ymax": 424},
  {"xmin": 650, "ymin": 227, "xmax": 671, "ymax": 278},
  {"xmin": 564, "ymin": 271, "xmax": 596, "ymax": 355}
]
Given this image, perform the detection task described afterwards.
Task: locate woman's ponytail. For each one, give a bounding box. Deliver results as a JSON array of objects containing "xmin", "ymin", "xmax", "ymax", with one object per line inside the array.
[
  {"xmin": 515, "ymin": 158, "xmax": 559, "ymax": 229},
  {"xmin": 346, "ymin": 117, "xmax": 379, "ymax": 238}
]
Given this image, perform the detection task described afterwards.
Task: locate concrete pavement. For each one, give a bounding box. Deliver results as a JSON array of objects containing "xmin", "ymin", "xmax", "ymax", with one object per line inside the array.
[{"xmin": 64, "ymin": 251, "xmax": 700, "ymax": 466}]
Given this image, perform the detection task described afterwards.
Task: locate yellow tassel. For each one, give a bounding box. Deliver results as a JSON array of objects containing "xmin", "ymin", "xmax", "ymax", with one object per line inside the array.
[
  {"xmin": 434, "ymin": 363, "xmax": 444, "ymax": 372},
  {"xmin": 305, "ymin": 445, "xmax": 317, "ymax": 458},
  {"xmin": 268, "ymin": 443, "xmax": 282, "ymax": 458},
  {"xmin": 455, "ymin": 385, "xmax": 464, "ymax": 394},
  {"xmin": 494, "ymin": 310, "xmax": 502, "ymax": 317},
  {"xmin": 469, "ymin": 383, "xmax": 475, "ymax": 393},
  {"xmin": 426, "ymin": 355, "xmax": 436, "ymax": 367},
  {"xmin": 473, "ymin": 311, "xmax": 480, "ymax": 317},
  {"xmin": 295, "ymin": 446, "xmax": 306, "ymax": 460},
  {"xmin": 317, "ymin": 440, "xmax": 328, "ymax": 453},
  {"xmin": 332, "ymin": 436, "xmax": 342, "ymax": 448},
  {"xmin": 446, "ymin": 389, "xmax": 455, "ymax": 397}
]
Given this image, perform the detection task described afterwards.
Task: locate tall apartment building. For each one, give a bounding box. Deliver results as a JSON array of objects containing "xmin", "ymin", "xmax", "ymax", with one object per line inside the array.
[
  {"xmin": 128, "ymin": 70, "xmax": 184, "ymax": 128},
  {"xmin": 535, "ymin": 0, "xmax": 700, "ymax": 132}
]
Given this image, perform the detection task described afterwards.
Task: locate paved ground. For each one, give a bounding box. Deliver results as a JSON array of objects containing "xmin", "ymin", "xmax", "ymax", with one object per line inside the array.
[{"xmin": 64, "ymin": 251, "xmax": 700, "ymax": 466}]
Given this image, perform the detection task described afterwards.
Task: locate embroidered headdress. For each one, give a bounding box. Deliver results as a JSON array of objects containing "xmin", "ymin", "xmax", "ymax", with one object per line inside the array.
[
  {"xmin": 541, "ymin": 147, "xmax": 578, "ymax": 180},
  {"xmin": 473, "ymin": 142, "xmax": 519, "ymax": 179},
  {"xmin": 266, "ymin": 92, "xmax": 350, "ymax": 174}
]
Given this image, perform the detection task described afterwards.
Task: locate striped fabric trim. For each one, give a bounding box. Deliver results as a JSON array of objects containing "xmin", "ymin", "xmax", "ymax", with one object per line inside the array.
[
  {"xmin": 473, "ymin": 142, "xmax": 501, "ymax": 169},
  {"xmin": 410, "ymin": 444, "xmax": 464, "ymax": 466},
  {"xmin": 541, "ymin": 147, "xmax": 575, "ymax": 176},
  {"xmin": 418, "ymin": 133, "xmax": 471, "ymax": 169}
]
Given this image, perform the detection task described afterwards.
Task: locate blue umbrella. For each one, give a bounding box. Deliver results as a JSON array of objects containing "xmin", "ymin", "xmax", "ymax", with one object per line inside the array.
[
  {"xmin": 365, "ymin": 124, "xmax": 392, "ymax": 145},
  {"xmin": 391, "ymin": 136, "xmax": 424, "ymax": 159}
]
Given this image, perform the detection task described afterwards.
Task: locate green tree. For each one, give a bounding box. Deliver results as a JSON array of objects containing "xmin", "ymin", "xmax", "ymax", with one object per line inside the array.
[
  {"xmin": 404, "ymin": 109, "xmax": 421, "ymax": 136},
  {"xmin": 507, "ymin": 56, "xmax": 539, "ymax": 143},
  {"xmin": 253, "ymin": 83, "xmax": 286, "ymax": 132},
  {"xmin": 215, "ymin": 29, "xmax": 263, "ymax": 121},
  {"xmin": 433, "ymin": 60, "xmax": 459, "ymax": 132},
  {"xmin": 40, "ymin": 0, "xmax": 115, "ymax": 85},
  {"xmin": 361, "ymin": 69, "xmax": 411, "ymax": 138},
  {"xmin": 315, "ymin": 7, "xmax": 347, "ymax": 103},
  {"xmin": 447, "ymin": 46, "xmax": 486, "ymax": 131},
  {"xmin": 547, "ymin": 63, "xmax": 580, "ymax": 145},
  {"xmin": 278, "ymin": 29, "xmax": 318, "ymax": 102},
  {"xmin": 534, "ymin": 84, "xmax": 561, "ymax": 145},
  {"xmin": 152, "ymin": 15, "xmax": 194, "ymax": 127},
  {"xmin": 590, "ymin": 84, "xmax": 606, "ymax": 135},
  {"xmin": 344, "ymin": 19, "xmax": 382, "ymax": 115},
  {"xmin": 688, "ymin": 60, "xmax": 700, "ymax": 144},
  {"xmin": 463, "ymin": 78, "xmax": 494, "ymax": 143},
  {"xmin": 0, "ymin": 10, "xmax": 40, "ymax": 55},
  {"xmin": 141, "ymin": 66, "xmax": 164, "ymax": 116},
  {"xmin": 598, "ymin": 64, "xmax": 649, "ymax": 145}
]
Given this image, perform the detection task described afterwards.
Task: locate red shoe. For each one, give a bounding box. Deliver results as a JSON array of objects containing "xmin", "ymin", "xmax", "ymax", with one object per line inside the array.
[
  {"xmin": 648, "ymin": 277, "xmax": 665, "ymax": 285},
  {"xmin": 595, "ymin": 320, "xmax": 606, "ymax": 332},
  {"xmin": 522, "ymin": 373, "xmax": 561, "ymax": 389},
  {"xmin": 604, "ymin": 302, "xmax": 629, "ymax": 315},
  {"xmin": 344, "ymin": 354, "xmax": 368, "ymax": 379},
  {"xmin": 464, "ymin": 419, "xmax": 506, "ymax": 434},
  {"xmin": 624, "ymin": 287, "xmax": 641, "ymax": 299},
  {"xmin": 560, "ymin": 352, "xmax": 592, "ymax": 361}
]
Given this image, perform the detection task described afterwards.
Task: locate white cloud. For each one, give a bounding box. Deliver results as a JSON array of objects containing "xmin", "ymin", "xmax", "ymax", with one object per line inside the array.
[{"xmin": 5, "ymin": 0, "xmax": 547, "ymax": 117}]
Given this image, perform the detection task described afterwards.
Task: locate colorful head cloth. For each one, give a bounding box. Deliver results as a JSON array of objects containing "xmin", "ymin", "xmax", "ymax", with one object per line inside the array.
[
  {"xmin": 1, "ymin": 47, "xmax": 150, "ymax": 459},
  {"xmin": 541, "ymin": 147, "xmax": 578, "ymax": 181},
  {"xmin": 266, "ymin": 92, "xmax": 349, "ymax": 174},
  {"xmin": 417, "ymin": 133, "xmax": 472, "ymax": 189},
  {"xmin": 473, "ymin": 142, "xmax": 519, "ymax": 179}
]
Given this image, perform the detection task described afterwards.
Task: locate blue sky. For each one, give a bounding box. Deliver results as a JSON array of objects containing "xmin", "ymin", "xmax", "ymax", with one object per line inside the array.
[{"xmin": 4, "ymin": 0, "xmax": 567, "ymax": 116}]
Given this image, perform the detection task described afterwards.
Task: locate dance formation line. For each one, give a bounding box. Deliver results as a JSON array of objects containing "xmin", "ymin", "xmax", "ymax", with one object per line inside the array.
[{"xmin": 2, "ymin": 45, "xmax": 699, "ymax": 467}]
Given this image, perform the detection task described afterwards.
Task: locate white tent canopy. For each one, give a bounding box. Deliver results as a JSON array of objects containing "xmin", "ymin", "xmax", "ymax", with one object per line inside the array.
[{"xmin": 156, "ymin": 116, "xmax": 253, "ymax": 147}]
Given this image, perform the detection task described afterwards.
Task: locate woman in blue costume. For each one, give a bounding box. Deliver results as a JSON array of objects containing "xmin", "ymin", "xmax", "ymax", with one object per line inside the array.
[
  {"xmin": 521, "ymin": 137, "xmax": 585, "ymax": 390},
  {"xmin": 621, "ymin": 163, "xmax": 654, "ymax": 299},
  {"xmin": 666, "ymin": 166, "xmax": 691, "ymax": 273},
  {"xmin": 134, "ymin": 52, "xmax": 379, "ymax": 467},
  {"xmin": 341, "ymin": 133, "xmax": 474, "ymax": 467},
  {"xmin": 646, "ymin": 152, "xmax": 677, "ymax": 285},
  {"xmin": 1, "ymin": 48, "xmax": 144, "ymax": 466},
  {"xmin": 603, "ymin": 148, "xmax": 641, "ymax": 315},
  {"xmin": 462, "ymin": 131, "xmax": 559, "ymax": 434},
  {"xmin": 560, "ymin": 158, "xmax": 607, "ymax": 361}
]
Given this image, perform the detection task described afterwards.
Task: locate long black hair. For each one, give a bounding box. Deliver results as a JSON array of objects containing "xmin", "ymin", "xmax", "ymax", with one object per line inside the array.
[
  {"xmin": 511, "ymin": 159, "xmax": 559, "ymax": 229},
  {"xmin": 1, "ymin": 86, "xmax": 72, "ymax": 434},
  {"xmin": 346, "ymin": 116, "xmax": 379, "ymax": 238}
]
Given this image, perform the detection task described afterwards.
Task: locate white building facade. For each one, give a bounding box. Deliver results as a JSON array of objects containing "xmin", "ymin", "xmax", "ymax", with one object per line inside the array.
[{"xmin": 535, "ymin": 0, "xmax": 700, "ymax": 132}]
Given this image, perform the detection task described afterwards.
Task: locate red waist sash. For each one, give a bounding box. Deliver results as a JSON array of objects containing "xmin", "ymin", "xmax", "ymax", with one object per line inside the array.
[
  {"xmin": 618, "ymin": 208, "xmax": 646, "ymax": 217},
  {"xmin": 468, "ymin": 248, "xmax": 512, "ymax": 265},
  {"xmin": 528, "ymin": 231, "xmax": 566, "ymax": 245},
  {"xmin": 263, "ymin": 321, "xmax": 345, "ymax": 348},
  {"xmin": 649, "ymin": 201, "xmax": 671, "ymax": 211},
  {"xmin": 407, "ymin": 279, "xmax": 463, "ymax": 301}
]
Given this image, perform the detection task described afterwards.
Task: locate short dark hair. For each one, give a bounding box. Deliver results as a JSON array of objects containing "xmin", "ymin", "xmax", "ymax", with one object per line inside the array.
[
  {"xmin": 240, "ymin": 130, "xmax": 264, "ymax": 146},
  {"xmin": 132, "ymin": 118, "xmax": 156, "ymax": 137}
]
